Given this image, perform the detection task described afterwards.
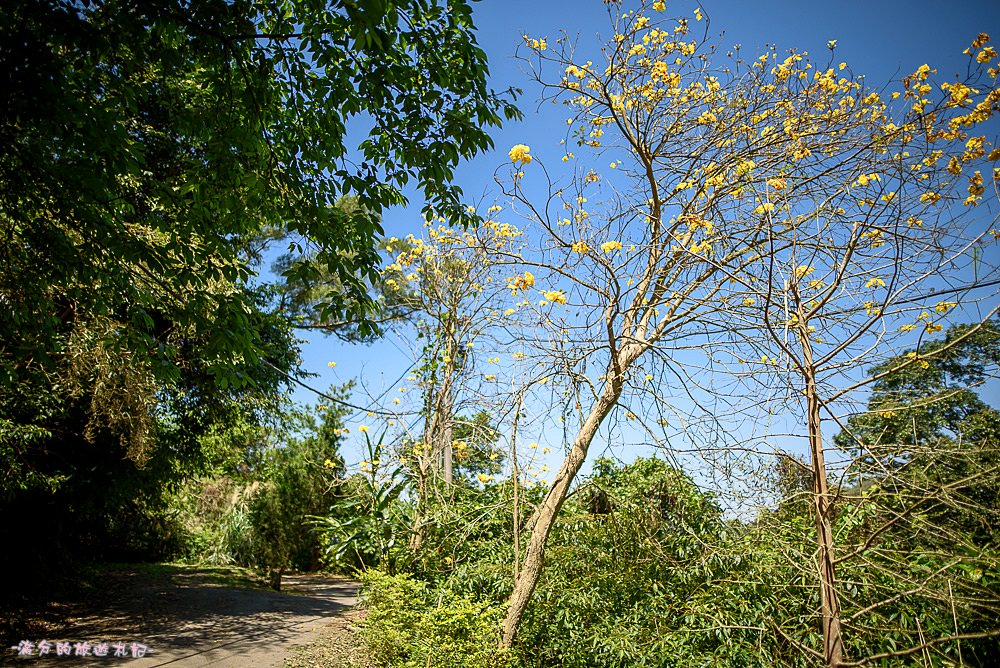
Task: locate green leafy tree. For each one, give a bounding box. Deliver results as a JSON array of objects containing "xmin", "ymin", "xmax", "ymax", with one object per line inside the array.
[
  {"xmin": 0, "ymin": 0, "xmax": 517, "ymax": 578},
  {"xmin": 0, "ymin": 0, "xmax": 518, "ymax": 477},
  {"xmin": 452, "ymin": 411, "xmax": 505, "ymax": 482},
  {"xmin": 1, "ymin": 0, "xmax": 519, "ymax": 378}
]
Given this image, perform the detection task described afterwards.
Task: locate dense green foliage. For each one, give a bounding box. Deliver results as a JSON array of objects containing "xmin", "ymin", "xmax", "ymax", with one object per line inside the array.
[
  {"xmin": 0, "ymin": 0, "xmax": 516, "ymax": 590},
  {"xmin": 314, "ymin": 432, "xmax": 414, "ymax": 572},
  {"xmin": 173, "ymin": 392, "xmax": 349, "ymax": 573},
  {"xmin": 360, "ymin": 570, "xmax": 509, "ymax": 668},
  {"xmin": 349, "ymin": 319, "xmax": 1000, "ymax": 665}
]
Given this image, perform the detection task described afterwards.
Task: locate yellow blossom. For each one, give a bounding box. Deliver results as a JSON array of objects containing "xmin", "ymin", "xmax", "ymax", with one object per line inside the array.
[
  {"xmin": 359, "ymin": 425, "xmax": 369, "ymax": 433},
  {"xmin": 794, "ymin": 265, "xmax": 814, "ymax": 279},
  {"xmin": 508, "ymin": 271, "xmax": 535, "ymax": 293},
  {"xmin": 327, "ymin": 361, "xmax": 337, "ymax": 368},
  {"xmin": 920, "ymin": 191, "xmax": 942, "ymax": 204},
  {"xmin": 508, "ymin": 144, "xmax": 532, "ymax": 164},
  {"xmin": 600, "ymin": 240, "xmax": 623, "ymax": 253},
  {"xmin": 476, "ymin": 473, "xmax": 493, "ymax": 483},
  {"xmin": 572, "ymin": 241, "xmax": 589, "ymax": 253},
  {"xmin": 855, "ymin": 172, "xmax": 880, "ymax": 187},
  {"xmin": 544, "ymin": 290, "xmax": 568, "ymax": 305},
  {"xmin": 863, "ymin": 229, "xmax": 886, "ymax": 248}
]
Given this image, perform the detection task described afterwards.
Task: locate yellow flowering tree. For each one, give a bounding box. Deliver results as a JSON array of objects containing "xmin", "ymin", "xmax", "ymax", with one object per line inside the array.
[
  {"xmin": 491, "ymin": 2, "xmax": 1000, "ymax": 663},
  {"xmin": 700, "ymin": 32, "xmax": 1000, "ymax": 666},
  {"xmin": 378, "ymin": 220, "xmax": 520, "ymax": 547}
]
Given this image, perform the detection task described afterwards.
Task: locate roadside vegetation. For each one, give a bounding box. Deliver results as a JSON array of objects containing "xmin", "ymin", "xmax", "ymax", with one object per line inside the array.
[{"xmin": 3, "ymin": 1, "xmax": 999, "ymax": 667}]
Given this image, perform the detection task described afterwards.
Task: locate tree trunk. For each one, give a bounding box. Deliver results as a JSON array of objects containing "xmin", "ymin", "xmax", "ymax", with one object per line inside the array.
[
  {"xmin": 440, "ymin": 388, "xmax": 454, "ymax": 485},
  {"xmin": 409, "ymin": 456, "xmax": 431, "ymax": 552},
  {"xmin": 802, "ymin": 338, "xmax": 846, "ymax": 668},
  {"xmin": 500, "ymin": 388, "xmax": 620, "ymax": 647}
]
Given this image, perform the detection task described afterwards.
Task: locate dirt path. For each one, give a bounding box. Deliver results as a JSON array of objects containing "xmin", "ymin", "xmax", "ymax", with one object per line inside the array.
[{"xmin": 5, "ymin": 567, "xmax": 360, "ymax": 667}]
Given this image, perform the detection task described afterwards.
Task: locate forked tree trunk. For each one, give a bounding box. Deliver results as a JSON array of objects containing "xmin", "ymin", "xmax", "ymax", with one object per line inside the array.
[
  {"xmin": 801, "ymin": 337, "xmax": 846, "ymax": 667},
  {"xmin": 501, "ymin": 387, "xmax": 620, "ymax": 647}
]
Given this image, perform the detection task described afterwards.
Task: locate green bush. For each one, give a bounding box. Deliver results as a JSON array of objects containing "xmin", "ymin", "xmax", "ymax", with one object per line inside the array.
[{"xmin": 359, "ymin": 570, "xmax": 510, "ymax": 668}]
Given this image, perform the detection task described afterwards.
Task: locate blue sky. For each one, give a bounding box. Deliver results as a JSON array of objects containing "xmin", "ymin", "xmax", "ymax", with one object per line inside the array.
[{"xmin": 285, "ymin": 0, "xmax": 1000, "ymax": 489}]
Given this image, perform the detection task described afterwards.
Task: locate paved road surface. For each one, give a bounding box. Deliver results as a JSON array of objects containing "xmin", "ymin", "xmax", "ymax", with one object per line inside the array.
[{"xmin": 7, "ymin": 570, "xmax": 359, "ymax": 667}]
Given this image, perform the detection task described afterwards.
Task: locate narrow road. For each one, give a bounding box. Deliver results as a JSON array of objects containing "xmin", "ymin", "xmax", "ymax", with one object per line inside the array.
[{"xmin": 7, "ymin": 569, "xmax": 360, "ymax": 667}]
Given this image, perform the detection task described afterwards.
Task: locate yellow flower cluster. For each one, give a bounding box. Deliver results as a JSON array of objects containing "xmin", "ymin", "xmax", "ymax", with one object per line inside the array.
[
  {"xmin": 689, "ymin": 239, "xmax": 712, "ymax": 254},
  {"xmin": 862, "ymin": 229, "xmax": 885, "ymax": 248},
  {"xmin": 600, "ymin": 240, "xmax": 623, "ymax": 253},
  {"xmin": 794, "ymin": 265, "xmax": 814, "ymax": 279},
  {"xmin": 682, "ymin": 213, "xmax": 714, "ymax": 234},
  {"xmin": 544, "ymin": 290, "xmax": 568, "ymax": 305},
  {"xmin": 506, "ymin": 271, "xmax": 534, "ymax": 295},
  {"xmin": 508, "ymin": 144, "xmax": 532, "ymax": 164},
  {"xmin": 523, "ymin": 35, "xmax": 547, "ymax": 51},
  {"xmin": 571, "ymin": 241, "xmax": 589, "ymax": 253},
  {"xmin": 485, "ymin": 221, "xmax": 523, "ymax": 239},
  {"xmin": 965, "ymin": 170, "xmax": 984, "ymax": 206}
]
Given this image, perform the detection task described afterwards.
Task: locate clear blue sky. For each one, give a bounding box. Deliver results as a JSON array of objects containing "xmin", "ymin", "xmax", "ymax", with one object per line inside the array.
[{"xmin": 289, "ymin": 0, "xmax": 1000, "ymax": 481}]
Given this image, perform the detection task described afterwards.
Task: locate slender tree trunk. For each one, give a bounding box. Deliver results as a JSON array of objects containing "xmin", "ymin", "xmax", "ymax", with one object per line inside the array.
[
  {"xmin": 511, "ymin": 393, "xmax": 523, "ymax": 581},
  {"xmin": 802, "ymin": 336, "xmax": 846, "ymax": 668},
  {"xmin": 500, "ymin": 387, "xmax": 620, "ymax": 647},
  {"xmin": 440, "ymin": 388, "xmax": 454, "ymax": 485},
  {"xmin": 409, "ymin": 453, "xmax": 431, "ymax": 551}
]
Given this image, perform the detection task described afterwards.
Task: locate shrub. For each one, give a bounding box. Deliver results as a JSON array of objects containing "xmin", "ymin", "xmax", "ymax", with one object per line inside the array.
[{"xmin": 359, "ymin": 570, "xmax": 510, "ymax": 668}]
